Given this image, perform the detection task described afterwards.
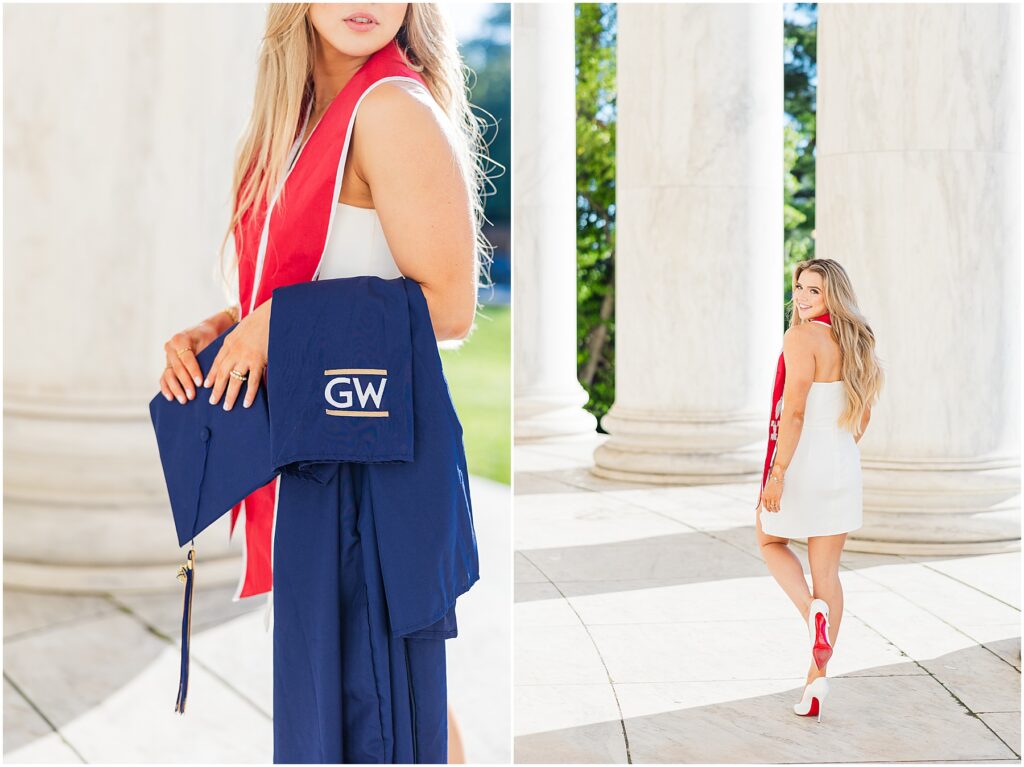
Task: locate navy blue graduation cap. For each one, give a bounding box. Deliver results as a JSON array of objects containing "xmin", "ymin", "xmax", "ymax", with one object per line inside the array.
[
  {"xmin": 148, "ymin": 324, "xmax": 276, "ymax": 713},
  {"xmin": 149, "ymin": 325, "xmax": 277, "ymax": 548}
]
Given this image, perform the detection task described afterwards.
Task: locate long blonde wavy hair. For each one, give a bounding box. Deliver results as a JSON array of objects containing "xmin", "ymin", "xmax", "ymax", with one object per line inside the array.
[
  {"xmin": 217, "ymin": 3, "xmax": 493, "ymax": 299},
  {"xmin": 789, "ymin": 258, "xmax": 884, "ymax": 435}
]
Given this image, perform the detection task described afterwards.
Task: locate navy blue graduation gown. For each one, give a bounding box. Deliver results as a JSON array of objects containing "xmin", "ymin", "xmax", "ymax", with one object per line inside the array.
[{"xmin": 266, "ymin": 276, "xmax": 478, "ymax": 763}]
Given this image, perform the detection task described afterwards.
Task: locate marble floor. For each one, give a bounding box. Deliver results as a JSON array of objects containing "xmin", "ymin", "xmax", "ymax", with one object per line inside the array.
[
  {"xmin": 515, "ymin": 434, "xmax": 1022, "ymax": 764},
  {"xmin": 3, "ymin": 475, "xmax": 512, "ymax": 764}
]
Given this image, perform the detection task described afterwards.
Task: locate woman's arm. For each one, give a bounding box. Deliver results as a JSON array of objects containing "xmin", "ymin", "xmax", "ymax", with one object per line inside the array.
[
  {"xmin": 762, "ymin": 326, "xmax": 816, "ymax": 508},
  {"xmin": 353, "ymin": 83, "xmax": 477, "ymax": 341}
]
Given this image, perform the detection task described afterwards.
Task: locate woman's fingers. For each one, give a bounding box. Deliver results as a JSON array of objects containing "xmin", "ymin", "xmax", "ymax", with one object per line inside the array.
[
  {"xmin": 207, "ymin": 353, "xmax": 228, "ymax": 405},
  {"xmin": 178, "ymin": 348, "xmax": 204, "ymax": 388},
  {"xmin": 243, "ymin": 362, "xmax": 263, "ymax": 408},
  {"xmin": 208, "ymin": 354, "xmax": 246, "ymax": 410},
  {"xmin": 162, "ymin": 367, "xmax": 188, "ymax": 405},
  {"xmin": 201, "ymin": 327, "xmax": 263, "ymax": 411},
  {"xmin": 204, "ymin": 333, "xmax": 230, "ymax": 401},
  {"xmin": 221, "ymin": 365, "xmax": 246, "ymax": 411},
  {"xmin": 208, "ymin": 356, "xmax": 262, "ymax": 411},
  {"xmin": 164, "ymin": 336, "xmax": 197, "ymax": 400},
  {"xmin": 160, "ymin": 373, "xmax": 173, "ymax": 402},
  {"xmin": 170, "ymin": 354, "xmax": 196, "ymax": 401}
]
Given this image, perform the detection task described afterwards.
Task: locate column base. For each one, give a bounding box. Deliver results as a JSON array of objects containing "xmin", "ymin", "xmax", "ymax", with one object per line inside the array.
[
  {"xmin": 592, "ymin": 404, "xmax": 763, "ymax": 484},
  {"xmin": 4, "ymin": 404, "xmax": 242, "ymax": 592},
  {"xmin": 846, "ymin": 457, "xmax": 1021, "ymax": 555},
  {"xmin": 844, "ymin": 537, "xmax": 1020, "ymax": 556},
  {"xmin": 3, "ymin": 553, "xmax": 242, "ymax": 595},
  {"xmin": 2, "ymin": 499, "xmax": 238, "ymax": 593},
  {"xmin": 515, "ymin": 388, "xmax": 597, "ymax": 442}
]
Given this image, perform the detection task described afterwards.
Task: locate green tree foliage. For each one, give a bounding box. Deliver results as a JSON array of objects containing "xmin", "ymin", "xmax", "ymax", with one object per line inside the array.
[
  {"xmin": 784, "ymin": 4, "xmax": 817, "ymax": 323},
  {"xmin": 575, "ymin": 3, "xmax": 617, "ymax": 426}
]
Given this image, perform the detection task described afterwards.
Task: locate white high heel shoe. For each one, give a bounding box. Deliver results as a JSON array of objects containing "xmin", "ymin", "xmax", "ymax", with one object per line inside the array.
[
  {"xmin": 793, "ymin": 676, "xmax": 830, "ymax": 721},
  {"xmin": 807, "ymin": 598, "xmax": 833, "ymax": 669}
]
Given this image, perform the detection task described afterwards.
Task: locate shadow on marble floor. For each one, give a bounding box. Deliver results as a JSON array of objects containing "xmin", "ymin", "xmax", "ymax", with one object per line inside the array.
[
  {"xmin": 516, "ymin": 524, "xmax": 1000, "ymax": 604},
  {"xmin": 3, "ymin": 581, "xmax": 264, "ymax": 754},
  {"xmin": 517, "ymin": 529, "xmax": 768, "ymax": 602},
  {"xmin": 515, "ymin": 468, "xmax": 655, "ymax": 495},
  {"xmin": 515, "ymin": 639, "xmax": 1022, "ymax": 764}
]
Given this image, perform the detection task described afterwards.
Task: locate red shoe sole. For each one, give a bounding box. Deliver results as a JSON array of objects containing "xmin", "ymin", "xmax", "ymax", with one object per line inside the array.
[
  {"xmin": 798, "ymin": 696, "xmax": 820, "ymax": 718},
  {"xmin": 812, "ymin": 612, "xmax": 833, "ymax": 669}
]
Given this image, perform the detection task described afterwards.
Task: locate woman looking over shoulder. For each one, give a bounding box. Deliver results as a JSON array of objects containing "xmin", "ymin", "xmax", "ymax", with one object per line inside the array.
[{"xmin": 756, "ymin": 258, "xmax": 883, "ymax": 723}]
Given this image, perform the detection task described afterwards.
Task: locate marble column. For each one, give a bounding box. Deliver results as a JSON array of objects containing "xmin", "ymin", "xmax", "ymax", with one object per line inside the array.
[
  {"xmin": 513, "ymin": 3, "xmax": 597, "ymax": 442},
  {"xmin": 4, "ymin": 5, "xmax": 266, "ymax": 591},
  {"xmin": 593, "ymin": 4, "xmax": 783, "ymax": 483},
  {"xmin": 817, "ymin": 4, "xmax": 1021, "ymax": 554}
]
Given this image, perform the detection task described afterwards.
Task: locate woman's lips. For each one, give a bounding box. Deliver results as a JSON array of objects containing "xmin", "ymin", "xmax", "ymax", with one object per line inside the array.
[{"xmin": 343, "ymin": 12, "xmax": 379, "ymax": 31}]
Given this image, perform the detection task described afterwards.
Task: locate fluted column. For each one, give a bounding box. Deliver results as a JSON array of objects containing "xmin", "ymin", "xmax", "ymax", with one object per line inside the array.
[
  {"xmin": 593, "ymin": 3, "xmax": 783, "ymax": 483},
  {"xmin": 3, "ymin": 4, "xmax": 266, "ymax": 591},
  {"xmin": 818, "ymin": 4, "xmax": 1021, "ymax": 554},
  {"xmin": 513, "ymin": 3, "xmax": 597, "ymax": 442}
]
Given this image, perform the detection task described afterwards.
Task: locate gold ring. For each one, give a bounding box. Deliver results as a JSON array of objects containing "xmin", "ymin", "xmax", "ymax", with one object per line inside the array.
[
  {"xmin": 175, "ymin": 346, "xmax": 193, "ymax": 357},
  {"xmin": 229, "ymin": 369, "xmax": 248, "ymax": 381}
]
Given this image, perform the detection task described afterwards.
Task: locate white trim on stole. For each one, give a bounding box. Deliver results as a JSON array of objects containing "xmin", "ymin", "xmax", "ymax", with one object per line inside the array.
[{"xmin": 230, "ymin": 499, "xmax": 249, "ymax": 602}]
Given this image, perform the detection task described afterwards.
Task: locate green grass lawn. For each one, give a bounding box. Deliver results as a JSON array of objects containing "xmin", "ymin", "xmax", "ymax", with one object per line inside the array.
[{"xmin": 439, "ymin": 304, "xmax": 510, "ymax": 484}]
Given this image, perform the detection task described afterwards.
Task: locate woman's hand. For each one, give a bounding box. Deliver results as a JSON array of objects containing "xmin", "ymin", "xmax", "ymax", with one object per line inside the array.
[
  {"xmin": 204, "ymin": 298, "xmax": 271, "ymax": 411},
  {"xmin": 760, "ymin": 468, "xmax": 785, "ymax": 513},
  {"xmin": 160, "ymin": 311, "xmax": 233, "ymax": 405}
]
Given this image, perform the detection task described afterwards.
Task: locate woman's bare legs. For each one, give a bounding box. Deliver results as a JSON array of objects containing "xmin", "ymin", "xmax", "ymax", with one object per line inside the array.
[
  {"xmin": 756, "ymin": 509, "xmax": 813, "ymax": 617},
  {"xmin": 447, "ymin": 705, "xmax": 465, "ymax": 764},
  {"xmin": 804, "ymin": 533, "xmax": 847, "ymax": 684}
]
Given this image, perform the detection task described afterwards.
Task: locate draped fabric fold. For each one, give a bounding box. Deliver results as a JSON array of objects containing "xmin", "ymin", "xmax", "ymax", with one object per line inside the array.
[{"xmin": 268, "ymin": 275, "xmax": 475, "ymax": 762}]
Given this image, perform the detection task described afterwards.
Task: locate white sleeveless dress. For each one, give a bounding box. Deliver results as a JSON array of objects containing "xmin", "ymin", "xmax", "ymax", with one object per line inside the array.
[
  {"xmin": 318, "ymin": 203, "xmax": 403, "ymax": 279},
  {"xmin": 759, "ymin": 380, "xmax": 864, "ymax": 539},
  {"xmin": 313, "ymin": 79, "xmax": 429, "ymax": 280}
]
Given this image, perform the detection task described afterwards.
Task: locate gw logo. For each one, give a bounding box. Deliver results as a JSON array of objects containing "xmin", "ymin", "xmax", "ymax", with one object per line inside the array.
[{"xmin": 323, "ymin": 369, "xmax": 389, "ymax": 418}]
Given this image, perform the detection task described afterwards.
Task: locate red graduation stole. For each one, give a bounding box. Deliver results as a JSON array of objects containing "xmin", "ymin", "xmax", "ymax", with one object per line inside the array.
[
  {"xmin": 229, "ymin": 41, "xmax": 425, "ymax": 599},
  {"xmin": 759, "ymin": 312, "xmax": 832, "ymax": 493}
]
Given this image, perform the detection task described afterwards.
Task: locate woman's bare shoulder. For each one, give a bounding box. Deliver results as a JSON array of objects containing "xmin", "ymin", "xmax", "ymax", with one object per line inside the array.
[
  {"xmin": 352, "ymin": 78, "xmax": 459, "ymax": 188},
  {"xmin": 357, "ymin": 79, "xmax": 447, "ymax": 143},
  {"xmin": 783, "ymin": 323, "xmax": 817, "ymax": 345}
]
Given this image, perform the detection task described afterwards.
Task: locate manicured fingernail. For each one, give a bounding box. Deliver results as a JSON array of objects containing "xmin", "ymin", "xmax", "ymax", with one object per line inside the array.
[
  {"xmin": 186, "ymin": 389, "xmax": 194, "ymax": 400},
  {"xmin": 164, "ymin": 392, "xmax": 173, "ymax": 402},
  {"xmin": 243, "ymin": 400, "xmax": 251, "ymax": 408},
  {"xmin": 194, "ymin": 375, "xmax": 202, "ymax": 386},
  {"xmin": 223, "ymin": 401, "xmax": 230, "ymax": 411},
  {"xmin": 209, "ymin": 393, "xmax": 216, "ymax": 405},
  {"xmin": 203, "ymin": 378, "xmax": 211, "ymax": 388},
  {"xmin": 177, "ymin": 396, "xmax": 185, "ymax": 404}
]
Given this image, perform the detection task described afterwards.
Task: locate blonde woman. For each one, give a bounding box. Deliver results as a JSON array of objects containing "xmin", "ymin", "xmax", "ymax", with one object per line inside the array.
[
  {"xmin": 158, "ymin": 4, "xmax": 488, "ymax": 762},
  {"xmin": 755, "ymin": 258, "xmax": 883, "ymax": 722}
]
